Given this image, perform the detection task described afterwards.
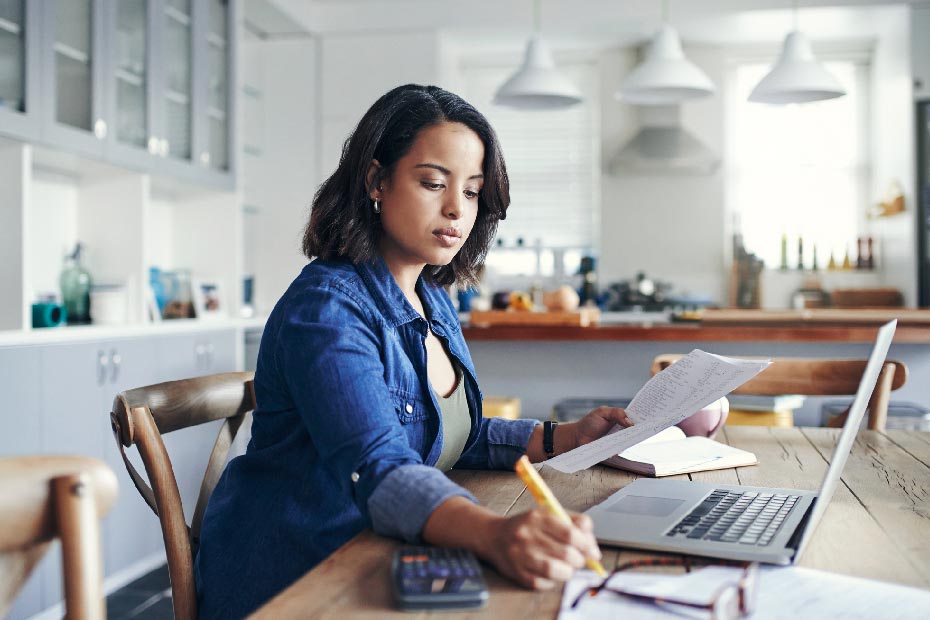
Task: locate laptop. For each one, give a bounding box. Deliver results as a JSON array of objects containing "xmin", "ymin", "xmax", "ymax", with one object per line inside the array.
[{"xmin": 585, "ymin": 319, "xmax": 897, "ymax": 565}]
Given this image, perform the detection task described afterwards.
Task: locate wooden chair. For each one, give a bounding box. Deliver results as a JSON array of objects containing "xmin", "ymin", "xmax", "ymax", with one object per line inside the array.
[
  {"xmin": 109, "ymin": 372, "xmax": 255, "ymax": 620},
  {"xmin": 0, "ymin": 455, "xmax": 118, "ymax": 619},
  {"xmin": 651, "ymin": 355, "xmax": 907, "ymax": 430}
]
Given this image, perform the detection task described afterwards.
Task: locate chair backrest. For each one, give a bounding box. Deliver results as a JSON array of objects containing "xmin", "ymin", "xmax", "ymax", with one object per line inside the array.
[
  {"xmin": 110, "ymin": 372, "xmax": 255, "ymax": 620},
  {"xmin": 0, "ymin": 455, "xmax": 118, "ymax": 619},
  {"xmin": 650, "ymin": 355, "xmax": 907, "ymax": 430}
]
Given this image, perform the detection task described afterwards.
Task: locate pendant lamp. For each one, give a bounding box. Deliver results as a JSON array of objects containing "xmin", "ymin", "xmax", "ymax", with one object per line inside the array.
[
  {"xmin": 494, "ymin": 0, "xmax": 582, "ymax": 110},
  {"xmin": 615, "ymin": 24, "xmax": 716, "ymax": 105},
  {"xmin": 748, "ymin": 2, "xmax": 845, "ymax": 104},
  {"xmin": 748, "ymin": 31, "xmax": 846, "ymax": 104}
]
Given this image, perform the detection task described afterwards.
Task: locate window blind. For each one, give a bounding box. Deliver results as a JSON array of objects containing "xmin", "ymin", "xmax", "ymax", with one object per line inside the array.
[{"xmin": 460, "ymin": 60, "xmax": 600, "ymax": 250}]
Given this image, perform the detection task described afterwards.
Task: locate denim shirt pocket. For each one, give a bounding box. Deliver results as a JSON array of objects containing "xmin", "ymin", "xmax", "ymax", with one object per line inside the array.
[
  {"xmin": 390, "ymin": 387, "xmax": 429, "ymax": 424},
  {"xmin": 388, "ymin": 387, "xmax": 434, "ymax": 460}
]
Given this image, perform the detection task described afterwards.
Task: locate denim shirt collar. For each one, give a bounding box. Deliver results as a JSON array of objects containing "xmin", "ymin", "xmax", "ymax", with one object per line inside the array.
[{"xmin": 354, "ymin": 256, "xmax": 458, "ymax": 332}]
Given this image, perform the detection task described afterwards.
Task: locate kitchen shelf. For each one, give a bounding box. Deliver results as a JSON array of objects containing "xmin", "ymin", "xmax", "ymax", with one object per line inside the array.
[
  {"xmin": 53, "ymin": 41, "xmax": 89, "ymax": 64},
  {"xmin": 163, "ymin": 5, "xmax": 191, "ymax": 27},
  {"xmin": 0, "ymin": 16, "xmax": 21, "ymax": 35}
]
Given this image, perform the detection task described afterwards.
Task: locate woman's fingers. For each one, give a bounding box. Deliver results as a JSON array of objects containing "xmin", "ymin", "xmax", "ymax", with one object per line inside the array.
[
  {"xmin": 595, "ymin": 406, "xmax": 634, "ymax": 427},
  {"xmin": 491, "ymin": 508, "xmax": 608, "ymax": 591}
]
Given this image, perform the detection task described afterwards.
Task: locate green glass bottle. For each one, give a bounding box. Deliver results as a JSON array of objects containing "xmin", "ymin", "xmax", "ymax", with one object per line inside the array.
[{"xmin": 60, "ymin": 243, "xmax": 92, "ymax": 324}]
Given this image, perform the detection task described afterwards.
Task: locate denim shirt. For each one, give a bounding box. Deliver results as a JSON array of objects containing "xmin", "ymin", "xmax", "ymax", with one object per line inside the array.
[{"xmin": 194, "ymin": 256, "xmax": 539, "ymax": 618}]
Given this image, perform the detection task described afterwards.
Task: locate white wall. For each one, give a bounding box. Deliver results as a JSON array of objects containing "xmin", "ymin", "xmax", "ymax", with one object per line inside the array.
[
  {"xmin": 912, "ymin": 5, "xmax": 930, "ymax": 101},
  {"xmin": 241, "ymin": 36, "xmax": 319, "ymax": 314},
  {"xmin": 869, "ymin": 7, "xmax": 916, "ymax": 305},
  {"xmin": 599, "ymin": 44, "xmax": 727, "ymax": 303},
  {"xmin": 319, "ymin": 30, "xmax": 441, "ymax": 179}
]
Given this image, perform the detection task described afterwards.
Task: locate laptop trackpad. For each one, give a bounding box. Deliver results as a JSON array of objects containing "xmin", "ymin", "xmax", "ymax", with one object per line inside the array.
[{"xmin": 607, "ymin": 495, "xmax": 685, "ymax": 517}]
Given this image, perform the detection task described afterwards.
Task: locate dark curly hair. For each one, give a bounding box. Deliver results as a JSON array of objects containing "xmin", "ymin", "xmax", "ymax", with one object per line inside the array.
[{"xmin": 302, "ymin": 84, "xmax": 509, "ymax": 287}]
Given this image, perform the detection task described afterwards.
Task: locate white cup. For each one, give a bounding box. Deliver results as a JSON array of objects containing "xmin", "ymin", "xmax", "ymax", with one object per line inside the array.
[{"xmin": 90, "ymin": 285, "xmax": 128, "ymax": 325}]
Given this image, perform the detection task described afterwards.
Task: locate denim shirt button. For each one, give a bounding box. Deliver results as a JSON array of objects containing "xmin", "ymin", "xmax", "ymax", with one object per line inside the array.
[
  {"xmin": 351, "ymin": 472, "xmax": 360, "ymax": 483},
  {"xmin": 405, "ymin": 403, "xmax": 413, "ymax": 414}
]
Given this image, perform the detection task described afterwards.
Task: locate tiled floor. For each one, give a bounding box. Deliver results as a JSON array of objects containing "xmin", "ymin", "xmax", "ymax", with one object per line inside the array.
[{"xmin": 107, "ymin": 564, "xmax": 173, "ymax": 620}]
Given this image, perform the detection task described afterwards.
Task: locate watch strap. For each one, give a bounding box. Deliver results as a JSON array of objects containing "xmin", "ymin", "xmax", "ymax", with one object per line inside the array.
[{"xmin": 543, "ymin": 421, "xmax": 558, "ymax": 458}]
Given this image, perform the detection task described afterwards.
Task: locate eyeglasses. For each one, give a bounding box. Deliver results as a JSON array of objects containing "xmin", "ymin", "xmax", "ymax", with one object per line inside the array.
[{"xmin": 570, "ymin": 558, "xmax": 759, "ymax": 620}]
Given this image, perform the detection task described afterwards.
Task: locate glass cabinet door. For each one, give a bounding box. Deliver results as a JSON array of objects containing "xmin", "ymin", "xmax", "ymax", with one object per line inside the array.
[
  {"xmin": 204, "ymin": 0, "xmax": 229, "ymax": 170},
  {"xmin": 52, "ymin": 0, "xmax": 97, "ymax": 134},
  {"xmin": 0, "ymin": 0, "xmax": 25, "ymax": 113},
  {"xmin": 113, "ymin": 0, "xmax": 148, "ymax": 149},
  {"xmin": 162, "ymin": 0, "xmax": 192, "ymax": 161}
]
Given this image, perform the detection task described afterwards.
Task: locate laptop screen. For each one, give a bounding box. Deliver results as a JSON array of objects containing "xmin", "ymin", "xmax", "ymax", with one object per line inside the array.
[{"xmin": 794, "ymin": 319, "xmax": 897, "ymax": 559}]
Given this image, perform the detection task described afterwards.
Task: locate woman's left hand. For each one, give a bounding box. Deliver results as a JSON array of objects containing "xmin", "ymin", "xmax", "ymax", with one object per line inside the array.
[{"xmin": 572, "ymin": 406, "xmax": 633, "ymax": 448}]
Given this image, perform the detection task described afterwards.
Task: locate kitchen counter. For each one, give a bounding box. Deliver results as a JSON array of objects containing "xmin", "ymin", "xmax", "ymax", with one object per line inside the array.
[{"xmin": 462, "ymin": 309, "xmax": 930, "ymax": 343}]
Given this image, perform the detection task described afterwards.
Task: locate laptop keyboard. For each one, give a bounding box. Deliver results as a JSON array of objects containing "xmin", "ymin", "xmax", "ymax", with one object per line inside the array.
[{"xmin": 665, "ymin": 489, "xmax": 801, "ymax": 546}]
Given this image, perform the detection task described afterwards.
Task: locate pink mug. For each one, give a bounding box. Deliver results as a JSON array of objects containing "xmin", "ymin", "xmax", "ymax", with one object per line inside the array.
[{"xmin": 676, "ymin": 397, "xmax": 729, "ymax": 439}]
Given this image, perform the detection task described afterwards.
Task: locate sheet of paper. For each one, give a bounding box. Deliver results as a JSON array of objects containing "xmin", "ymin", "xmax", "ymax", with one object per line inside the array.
[
  {"xmin": 546, "ymin": 350, "xmax": 771, "ymax": 473},
  {"xmin": 559, "ymin": 566, "xmax": 930, "ymax": 620}
]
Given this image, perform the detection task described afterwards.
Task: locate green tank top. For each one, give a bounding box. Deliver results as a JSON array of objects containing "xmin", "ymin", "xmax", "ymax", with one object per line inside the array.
[{"xmin": 432, "ymin": 366, "xmax": 471, "ymax": 472}]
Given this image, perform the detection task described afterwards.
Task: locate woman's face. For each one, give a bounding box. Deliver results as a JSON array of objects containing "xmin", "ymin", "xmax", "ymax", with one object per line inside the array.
[{"xmin": 374, "ymin": 121, "xmax": 485, "ymax": 275}]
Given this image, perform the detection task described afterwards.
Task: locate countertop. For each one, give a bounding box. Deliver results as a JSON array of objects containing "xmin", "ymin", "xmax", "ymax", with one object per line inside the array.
[{"xmin": 461, "ymin": 308, "xmax": 930, "ymax": 343}]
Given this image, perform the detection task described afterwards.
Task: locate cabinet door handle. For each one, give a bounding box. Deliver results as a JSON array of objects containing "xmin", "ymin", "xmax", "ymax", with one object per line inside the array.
[
  {"xmin": 205, "ymin": 343, "xmax": 215, "ymax": 369},
  {"xmin": 199, "ymin": 151, "xmax": 211, "ymax": 166},
  {"xmin": 94, "ymin": 119, "xmax": 108, "ymax": 139},
  {"xmin": 110, "ymin": 348, "xmax": 122, "ymax": 384},
  {"xmin": 148, "ymin": 136, "xmax": 159, "ymax": 154},
  {"xmin": 97, "ymin": 350, "xmax": 110, "ymax": 386},
  {"xmin": 160, "ymin": 138, "xmax": 170, "ymax": 157},
  {"xmin": 195, "ymin": 343, "xmax": 206, "ymax": 370}
]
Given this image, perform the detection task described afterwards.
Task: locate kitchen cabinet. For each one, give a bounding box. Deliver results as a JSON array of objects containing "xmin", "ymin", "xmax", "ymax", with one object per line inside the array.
[
  {"xmin": 0, "ymin": 346, "xmax": 42, "ymax": 620},
  {"xmin": 40, "ymin": 0, "xmax": 107, "ymax": 158},
  {"xmin": 155, "ymin": 330, "xmax": 237, "ymax": 517},
  {"xmin": 0, "ymin": 0, "xmax": 237, "ymax": 189},
  {"xmin": 0, "ymin": 0, "xmax": 40, "ymax": 142},
  {"xmin": 33, "ymin": 338, "xmax": 163, "ymax": 611},
  {"xmin": 1, "ymin": 329, "xmax": 238, "ymax": 617}
]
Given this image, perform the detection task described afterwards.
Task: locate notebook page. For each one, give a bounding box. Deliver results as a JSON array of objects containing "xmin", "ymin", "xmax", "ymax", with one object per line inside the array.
[{"xmin": 546, "ymin": 350, "xmax": 770, "ymax": 473}]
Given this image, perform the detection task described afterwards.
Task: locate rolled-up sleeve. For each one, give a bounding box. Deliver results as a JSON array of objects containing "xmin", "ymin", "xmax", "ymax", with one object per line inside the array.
[
  {"xmin": 275, "ymin": 282, "xmax": 473, "ymax": 540},
  {"xmin": 455, "ymin": 417, "xmax": 540, "ymax": 470},
  {"xmin": 486, "ymin": 418, "xmax": 540, "ymax": 469},
  {"xmin": 368, "ymin": 465, "xmax": 476, "ymax": 541}
]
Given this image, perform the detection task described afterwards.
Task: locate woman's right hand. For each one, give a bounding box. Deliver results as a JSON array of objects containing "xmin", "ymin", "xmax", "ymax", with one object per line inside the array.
[{"xmin": 481, "ymin": 508, "xmax": 601, "ymax": 590}]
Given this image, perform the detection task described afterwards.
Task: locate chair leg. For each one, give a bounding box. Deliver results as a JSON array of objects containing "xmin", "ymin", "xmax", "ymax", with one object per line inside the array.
[{"xmin": 53, "ymin": 473, "xmax": 106, "ymax": 620}]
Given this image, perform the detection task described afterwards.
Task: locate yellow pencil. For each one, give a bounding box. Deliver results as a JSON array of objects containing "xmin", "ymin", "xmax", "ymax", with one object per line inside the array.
[{"xmin": 514, "ymin": 455, "xmax": 607, "ymax": 578}]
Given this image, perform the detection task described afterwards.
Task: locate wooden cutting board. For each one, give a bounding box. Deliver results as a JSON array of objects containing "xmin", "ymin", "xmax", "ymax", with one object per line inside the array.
[{"xmin": 468, "ymin": 308, "xmax": 601, "ymax": 327}]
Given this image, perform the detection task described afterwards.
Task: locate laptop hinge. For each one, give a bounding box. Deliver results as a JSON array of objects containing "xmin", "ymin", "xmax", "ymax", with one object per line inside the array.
[{"xmin": 786, "ymin": 500, "xmax": 816, "ymax": 555}]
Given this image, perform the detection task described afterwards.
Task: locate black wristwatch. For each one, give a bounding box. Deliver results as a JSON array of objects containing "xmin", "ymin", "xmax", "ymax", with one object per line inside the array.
[{"xmin": 543, "ymin": 421, "xmax": 558, "ymax": 458}]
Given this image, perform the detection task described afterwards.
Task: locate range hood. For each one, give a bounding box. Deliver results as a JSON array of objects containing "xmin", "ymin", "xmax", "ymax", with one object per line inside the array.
[{"xmin": 607, "ymin": 105, "xmax": 719, "ymax": 175}]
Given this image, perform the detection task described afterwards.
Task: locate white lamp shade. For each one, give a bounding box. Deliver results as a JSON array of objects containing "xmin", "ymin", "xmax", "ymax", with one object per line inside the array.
[
  {"xmin": 748, "ymin": 31, "xmax": 846, "ymax": 104},
  {"xmin": 494, "ymin": 36, "xmax": 583, "ymax": 110},
  {"xmin": 615, "ymin": 25, "xmax": 716, "ymax": 105}
]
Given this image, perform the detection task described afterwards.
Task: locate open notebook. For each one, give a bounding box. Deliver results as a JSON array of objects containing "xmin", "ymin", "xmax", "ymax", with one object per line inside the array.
[{"xmin": 601, "ymin": 427, "xmax": 758, "ymax": 477}]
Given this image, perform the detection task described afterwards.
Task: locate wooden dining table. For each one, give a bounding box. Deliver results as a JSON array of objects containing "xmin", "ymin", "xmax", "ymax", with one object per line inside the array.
[{"xmin": 251, "ymin": 427, "xmax": 930, "ymax": 619}]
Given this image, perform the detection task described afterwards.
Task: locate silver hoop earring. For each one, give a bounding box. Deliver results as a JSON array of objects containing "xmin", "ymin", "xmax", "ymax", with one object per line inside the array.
[{"xmin": 373, "ymin": 199, "xmax": 381, "ymax": 214}]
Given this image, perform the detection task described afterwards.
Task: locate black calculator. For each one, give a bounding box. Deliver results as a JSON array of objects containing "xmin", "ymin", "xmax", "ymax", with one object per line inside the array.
[{"xmin": 391, "ymin": 546, "xmax": 489, "ymax": 611}]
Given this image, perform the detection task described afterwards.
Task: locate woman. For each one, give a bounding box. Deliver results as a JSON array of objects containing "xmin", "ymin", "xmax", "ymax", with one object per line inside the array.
[{"xmin": 195, "ymin": 84, "xmax": 631, "ymax": 617}]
